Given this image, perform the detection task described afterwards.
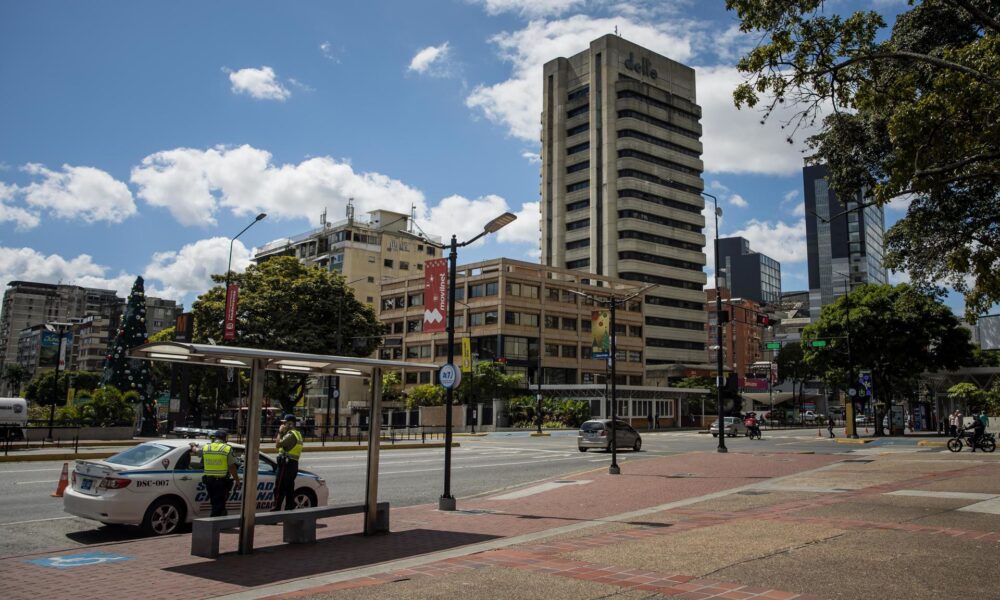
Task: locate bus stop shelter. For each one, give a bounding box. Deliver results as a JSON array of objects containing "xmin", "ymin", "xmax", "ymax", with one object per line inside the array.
[{"xmin": 130, "ymin": 341, "xmax": 438, "ymax": 555}]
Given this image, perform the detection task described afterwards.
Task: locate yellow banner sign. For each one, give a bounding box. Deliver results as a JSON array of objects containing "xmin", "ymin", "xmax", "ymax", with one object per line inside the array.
[
  {"xmin": 461, "ymin": 337, "xmax": 472, "ymax": 372},
  {"xmin": 592, "ymin": 310, "xmax": 610, "ymax": 358}
]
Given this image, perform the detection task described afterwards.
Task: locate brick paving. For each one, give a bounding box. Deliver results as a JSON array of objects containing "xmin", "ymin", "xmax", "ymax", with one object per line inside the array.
[{"xmin": 2, "ymin": 452, "xmax": 997, "ymax": 600}]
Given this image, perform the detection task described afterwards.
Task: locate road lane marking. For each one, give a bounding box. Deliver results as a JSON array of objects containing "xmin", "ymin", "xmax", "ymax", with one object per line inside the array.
[
  {"xmin": 0, "ymin": 516, "xmax": 76, "ymax": 527},
  {"xmin": 0, "ymin": 468, "xmax": 61, "ymax": 473},
  {"xmin": 489, "ymin": 480, "xmax": 590, "ymax": 500},
  {"xmin": 887, "ymin": 490, "xmax": 998, "ymax": 500},
  {"xmin": 14, "ymin": 480, "xmax": 53, "ymax": 485},
  {"xmin": 958, "ymin": 498, "xmax": 1000, "ymax": 515}
]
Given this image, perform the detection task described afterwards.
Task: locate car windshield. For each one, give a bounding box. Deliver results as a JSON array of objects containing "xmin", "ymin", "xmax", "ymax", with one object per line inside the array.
[
  {"xmin": 580, "ymin": 422, "xmax": 605, "ymax": 432},
  {"xmin": 105, "ymin": 443, "xmax": 173, "ymax": 467}
]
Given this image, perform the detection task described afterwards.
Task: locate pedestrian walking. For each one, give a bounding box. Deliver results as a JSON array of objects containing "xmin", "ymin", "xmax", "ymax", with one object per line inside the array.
[
  {"xmin": 273, "ymin": 414, "xmax": 304, "ymax": 511},
  {"xmin": 190, "ymin": 430, "xmax": 240, "ymax": 517},
  {"xmin": 647, "ymin": 412, "xmax": 653, "ymax": 431},
  {"xmin": 827, "ymin": 416, "xmax": 835, "ymax": 438}
]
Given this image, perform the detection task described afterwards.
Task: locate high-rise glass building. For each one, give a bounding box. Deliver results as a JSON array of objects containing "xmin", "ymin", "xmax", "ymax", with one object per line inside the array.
[
  {"xmin": 716, "ymin": 237, "xmax": 782, "ymax": 305},
  {"xmin": 540, "ymin": 35, "xmax": 707, "ymax": 366},
  {"xmin": 803, "ymin": 164, "xmax": 886, "ymax": 319}
]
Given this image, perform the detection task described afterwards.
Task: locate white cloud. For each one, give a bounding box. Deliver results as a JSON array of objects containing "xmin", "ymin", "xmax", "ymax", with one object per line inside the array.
[
  {"xmin": 287, "ymin": 78, "xmax": 314, "ymax": 92},
  {"xmin": 497, "ymin": 201, "xmax": 539, "ymax": 245},
  {"xmin": 0, "ymin": 182, "xmax": 40, "ymax": 230},
  {"xmin": 887, "ymin": 193, "xmax": 914, "ymax": 212},
  {"xmin": 319, "ymin": 41, "xmax": 341, "ymax": 63},
  {"xmin": 421, "ymin": 194, "xmax": 511, "ymax": 243},
  {"xmin": 0, "ymin": 247, "xmax": 108, "ymax": 287},
  {"xmin": 130, "ymin": 144, "xmax": 427, "ymax": 227},
  {"xmin": 696, "ymin": 66, "xmax": 815, "ymax": 175},
  {"xmin": 782, "ymin": 189, "xmax": 799, "ymax": 204},
  {"xmin": 17, "ymin": 163, "xmax": 136, "ymax": 224},
  {"xmin": 729, "ymin": 218, "xmax": 807, "ymax": 264},
  {"xmin": 792, "ymin": 202, "xmax": 805, "ymax": 217},
  {"xmin": 144, "ymin": 237, "xmax": 251, "ymax": 300},
  {"xmin": 466, "ymin": 15, "xmax": 693, "ymax": 141},
  {"xmin": 521, "ymin": 151, "xmax": 541, "ymax": 163},
  {"xmin": 729, "ymin": 194, "xmax": 748, "ymax": 208},
  {"xmin": 226, "ymin": 66, "xmax": 291, "ymax": 101},
  {"xmin": 408, "ymin": 42, "xmax": 454, "ymax": 77},
  {"xmin": 471, "ymin": 0, "xmax": 587, "ymax": 17}
]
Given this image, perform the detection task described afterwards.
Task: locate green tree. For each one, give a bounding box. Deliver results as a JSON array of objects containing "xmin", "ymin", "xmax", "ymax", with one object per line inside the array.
[
  {"xmin": 380, "ymin": 371, "xmax": 404, "ymax": 405},
  {"xmin": 2, "ymin": 363, "xmax": 28, "ymax": 397},
  {"xmin": 102, "ymin": 277, "xmax": 153, "ymax": 405},
  {"xmin": 947, "ymin": 382, "xmax": 985, "ymax": 409},
  {"xmin": 191, "ymin": 257, "xmax": 385, "ymax": 414},
  {"xmin": 405, "ymin": 384, "xmax": 445, "ymax": 408},
  {"xmin": 728, "ymin": 0, "xmax": 1000, "ymax": 319},
  {"xmin": 458, "ymin": 361, "xmax": 525, "ymax": 404},
  {"xmin": 23, "ymin": 370, "xmax": 102, "ymax": 405},
  {"xmin": 803, "ymin": 284, "xmax": 973, "ymax": 428},
  {"xmin": 775, "ymin": 341, "xmax": 816, "ymax": 412}
]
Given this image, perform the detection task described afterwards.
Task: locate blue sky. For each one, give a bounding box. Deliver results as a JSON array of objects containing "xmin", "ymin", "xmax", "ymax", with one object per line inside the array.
[{"xmin": 2, "ymin": 0, "xmax": 942, "ymax": 312}]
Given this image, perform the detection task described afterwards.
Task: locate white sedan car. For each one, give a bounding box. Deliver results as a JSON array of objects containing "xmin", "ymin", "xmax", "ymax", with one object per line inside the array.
[{"xmin": 63, "ymin": 439, "xmax": 328, "ymax": 536}]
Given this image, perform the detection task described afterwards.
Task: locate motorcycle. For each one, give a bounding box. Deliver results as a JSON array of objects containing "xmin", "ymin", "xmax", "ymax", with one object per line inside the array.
[
  {"xmin": 745, "ymin": 424, "xmax": 762, "ymax": 440},
  {"xmin": 947, "ymin": 430, "xmax": 995, "ymax": 453}
]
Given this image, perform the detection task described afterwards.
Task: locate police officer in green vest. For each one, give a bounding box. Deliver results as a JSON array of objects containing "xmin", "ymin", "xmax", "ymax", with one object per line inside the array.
[
  {"xmin": 193, "ymin": 430, "xmax": 240, "ymax": 517},
  {"xmin": 273, "ymin": 414, "xmax": 303, "ymax": 511}
]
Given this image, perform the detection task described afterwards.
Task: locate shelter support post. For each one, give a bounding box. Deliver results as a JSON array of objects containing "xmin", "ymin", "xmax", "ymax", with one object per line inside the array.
[
  {"xmin": 364, "ymin": 367, "xmax": 382, "ymax": 535},
  {"xmin": 238, "ymin": 357, "xmax": 267, "ymax": 555}
]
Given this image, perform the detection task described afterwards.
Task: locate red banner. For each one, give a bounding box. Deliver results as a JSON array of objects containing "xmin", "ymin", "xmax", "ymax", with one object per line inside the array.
[
  {"xmin": 423, "ymin": 259, "xmax": 448, "ymax": 333},
  {"xmin": 224, "ymin": 283, "xmax": 239, "ymax": 341}
]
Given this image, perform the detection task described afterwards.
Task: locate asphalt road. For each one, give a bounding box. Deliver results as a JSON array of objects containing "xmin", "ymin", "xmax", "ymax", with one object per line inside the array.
[{"xmin": 0, "ymin": 427, "xmax": 934, "ymax": 558}]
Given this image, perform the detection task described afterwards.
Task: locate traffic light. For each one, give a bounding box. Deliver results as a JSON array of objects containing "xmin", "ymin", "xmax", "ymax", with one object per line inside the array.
[{"xmin": 755, "ymin": 313, "xmax": 770, "ymax": 326}]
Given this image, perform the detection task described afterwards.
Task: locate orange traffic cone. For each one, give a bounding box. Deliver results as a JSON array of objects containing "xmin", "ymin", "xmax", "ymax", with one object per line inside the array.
[{"xmin": 51, "ymin": 462, "xmax": 69, "ymax": 498}]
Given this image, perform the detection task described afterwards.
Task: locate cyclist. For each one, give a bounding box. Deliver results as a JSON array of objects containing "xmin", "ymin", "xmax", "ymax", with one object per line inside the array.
[{"xmin": 965, "ymin": 411, "xmax": 986, "ymax": 452}]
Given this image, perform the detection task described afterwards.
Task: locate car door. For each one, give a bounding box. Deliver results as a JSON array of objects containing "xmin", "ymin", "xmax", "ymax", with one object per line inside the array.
[{"xmin": 172, "ymin": 449, "xmax": 209, "ymax": 518}]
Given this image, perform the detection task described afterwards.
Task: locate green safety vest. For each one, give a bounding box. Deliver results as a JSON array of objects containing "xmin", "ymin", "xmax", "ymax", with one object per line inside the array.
[
  {"xmin": 202, "ymin": 441, "xmax": 231, "ymax": 477},
  {"xmin": 279, "ymin": 429, "xmax": 304, "ymax": 460}
]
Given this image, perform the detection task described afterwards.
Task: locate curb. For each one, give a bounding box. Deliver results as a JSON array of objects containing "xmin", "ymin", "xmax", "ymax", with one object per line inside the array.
[
  {"xmin": 529, "ymin": 432, "xmax": 551, "ymax": 437},
  {"xmin": 834, "ymin": 438, "xmax": 876, "ymax": 445},
  {"xmin": 917, "ymin": 440, "xmax": 948, "ymax": 447},
  {"xmin": 0, "ymin": 442, "xmax": 458, "ymax": 463}
]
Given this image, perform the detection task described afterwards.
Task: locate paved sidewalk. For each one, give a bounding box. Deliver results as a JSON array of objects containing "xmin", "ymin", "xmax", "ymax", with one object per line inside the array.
[{"xmin": 3, "ymin": 450, "xmax": 998, "ymax": 600}]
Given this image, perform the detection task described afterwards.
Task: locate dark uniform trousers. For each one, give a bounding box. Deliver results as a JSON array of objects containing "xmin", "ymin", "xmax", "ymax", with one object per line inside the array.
[
  {"xmin": 273, "ymin": 455, "xmax": 299, "ymax": 511},
  {"xmin": 203, "ymin": 476, "xmax": 234, "ymax": 517}
]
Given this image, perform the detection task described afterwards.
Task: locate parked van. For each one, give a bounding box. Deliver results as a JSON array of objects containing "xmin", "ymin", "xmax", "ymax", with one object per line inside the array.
[{"xmin": 0, "ymin": 397, "xmax": 28, "ymax": 441}]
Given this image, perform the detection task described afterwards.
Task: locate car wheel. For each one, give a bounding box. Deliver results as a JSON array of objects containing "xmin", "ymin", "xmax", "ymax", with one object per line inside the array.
[
  {"xmin": 293, "ymin": 488, "xmax": 318, "ymax": 509},
  {"xmin": 578, "ymin": 447, "xmax": 588, "ymax": 452},
  {"xmin": 141, "ymin": 497, "xmax": 185, "ymax": 536},
  {"xmin": 633, "ymin": 438, "xmax": 642, "ymax": 452}
]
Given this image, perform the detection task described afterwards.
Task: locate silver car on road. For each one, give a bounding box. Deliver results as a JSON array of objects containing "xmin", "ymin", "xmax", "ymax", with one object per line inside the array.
[{"xmin": 577, "ymin": 419, "xmax": 642, "ymax": 452}]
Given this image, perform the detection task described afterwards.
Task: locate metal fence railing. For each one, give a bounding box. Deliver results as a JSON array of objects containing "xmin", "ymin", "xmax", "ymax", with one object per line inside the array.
[{"xmin": 2, "ymin": 425, "xmax": 81, "ymax": 456}]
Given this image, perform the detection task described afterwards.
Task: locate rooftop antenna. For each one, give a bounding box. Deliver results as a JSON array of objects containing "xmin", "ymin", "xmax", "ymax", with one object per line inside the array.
[
  {"xmin": 614, "ymin": 25, "xmax": 618, "ymax": 36},
  {"xmin": 346, "ymin": 197, "xmax": 355, "ymax": 224},
  {"xmin": 409, "ymin": 203, "xmax": 416, "ymax": 233},
  {"xmin": 320, "ymin": 207, "xmax": 327, "ymax": 227}
]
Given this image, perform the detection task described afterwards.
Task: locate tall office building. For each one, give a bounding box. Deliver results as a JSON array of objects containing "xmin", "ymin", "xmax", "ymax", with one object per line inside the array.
[
  {"xmin": 716, "ymin": 236, "xmax": 782, "ymax": 305},
  {"xmin": 540, "ymin": 35, "xmax": 707, "ymax": 366},
  {"xmin": 803, "ymin": 164, "xmax": 886, "ymax": 319}
]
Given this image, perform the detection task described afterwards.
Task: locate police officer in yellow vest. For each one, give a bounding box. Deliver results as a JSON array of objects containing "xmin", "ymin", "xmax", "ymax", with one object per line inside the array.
[
  {"xmin": 273, "ymin": 414, "xmax": 303, "ymax": 511},
  {"xmin": 192, "ymin": 430, "xmax": 240, "ymax": 517}
]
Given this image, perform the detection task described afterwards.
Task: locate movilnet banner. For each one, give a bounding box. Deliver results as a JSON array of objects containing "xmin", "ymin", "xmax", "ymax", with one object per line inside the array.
[
  {"xmin": 223, "ymin": 284, "xmax": 239, "ymax": 341},
  {"xmin": 423, "ymin": 259, "xmax": 448, "ymax": 333},
  {"xmin": 742, "ymin": 378, "xmax": 769, "ymax": 391},
  {"xmin": 592, "ymin": 310, "xmax": 610, "ymax": 358}
]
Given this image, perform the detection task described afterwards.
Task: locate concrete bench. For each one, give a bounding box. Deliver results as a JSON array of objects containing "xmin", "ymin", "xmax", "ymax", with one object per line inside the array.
[{"xmin": 191, "ymin": 502, "xmax": 389, "ymax": 558}]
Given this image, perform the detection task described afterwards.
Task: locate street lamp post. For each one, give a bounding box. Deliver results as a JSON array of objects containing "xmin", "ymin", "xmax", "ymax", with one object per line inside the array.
[
  {"xmin": 426, "ymin": 212, "xmax": 517, "ymax": 511},
  {"xmin": 44, "ymin": 322, "xmax": 72, "ymax": 442},
  {"xmin": 703, "ymin": 192, "xmax": 727, "ymax": 453},
  {"xmin": 536, "ymin": 319, "xmax": 543, "ymax": 434},
  {"xmin": 226, "ymin": 213, "xmax": 266, "ymax": 435},
  {"xmin": 569, "ymin": 285, "xmax": 653, "ymax": 475}
]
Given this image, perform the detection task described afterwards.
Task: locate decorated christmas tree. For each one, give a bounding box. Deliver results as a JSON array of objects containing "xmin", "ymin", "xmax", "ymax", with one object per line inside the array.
[{"xmin": 102, "ymin": 276, "xmax": 155, "ymax": 432}]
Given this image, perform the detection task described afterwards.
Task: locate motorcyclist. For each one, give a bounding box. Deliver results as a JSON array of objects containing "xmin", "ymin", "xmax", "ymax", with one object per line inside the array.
[
  {"xmin": 744, "ymin": 413, "xmax": 761, "ymax": 439},
  {"xmin": 965, "ymin": 411, "xmax": 986, "ymax": 452}
]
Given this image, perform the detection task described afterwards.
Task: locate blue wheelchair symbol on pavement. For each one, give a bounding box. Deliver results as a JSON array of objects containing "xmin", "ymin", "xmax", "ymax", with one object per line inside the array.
[{"xmin": 29, "ymin": 551, "xmax": 131, "ymax": 569}]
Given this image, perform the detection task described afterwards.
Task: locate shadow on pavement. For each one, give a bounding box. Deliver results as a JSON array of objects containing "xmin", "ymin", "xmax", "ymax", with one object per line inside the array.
[
  {"xmin": 164, "ymin": 529, "xmax": 499, "ymax": 586},
  {"xmin": 65, "ymin": 524, "xmax": 166, "ymax": 545}
]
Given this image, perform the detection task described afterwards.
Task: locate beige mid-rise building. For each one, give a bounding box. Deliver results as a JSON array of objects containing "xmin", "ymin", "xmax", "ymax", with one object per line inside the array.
[{"xmin": 540, "ymin": 35, "xmax": 707, "ymax": 368}]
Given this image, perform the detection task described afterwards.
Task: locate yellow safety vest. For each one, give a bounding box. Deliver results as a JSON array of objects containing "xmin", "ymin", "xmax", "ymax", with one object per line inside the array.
[
  {"xmin": 279, "ymin": 429, "xmax": 303, "ymax": 460},
  {"xmin": 202, "ymin": 441, "xmax": 231, "ymax": 477}
]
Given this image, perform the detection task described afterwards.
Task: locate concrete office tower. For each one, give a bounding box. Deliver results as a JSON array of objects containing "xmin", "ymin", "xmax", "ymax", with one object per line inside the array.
[
  {"xmin": 803, "ymin": 164, "xmax": 886, "ymax": 319},
  {"xmin": 540, "ymin": 35, "xmax": 707, "ymax": 366},
  {"xmin": 716, "ymin": 237, "xmax": 782, "ymax": 305}
]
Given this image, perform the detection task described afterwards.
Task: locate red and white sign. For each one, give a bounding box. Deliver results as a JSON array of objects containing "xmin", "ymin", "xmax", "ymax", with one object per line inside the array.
[
  {"xmin": 223, "ymin": 283, "xmax": 239, "ymax": 341},
  {"xmin": 423, "ymin": 259, "xmax": 448, "ymax": 333}
]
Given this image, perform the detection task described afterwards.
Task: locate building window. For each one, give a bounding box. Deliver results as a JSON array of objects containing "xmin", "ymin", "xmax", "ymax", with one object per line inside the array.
[
  {"xmin": 468, "ymin": 281, "xmax": 499, "ymax": 298},
  {"xmin": 406, "ymin": 319, "xmax": 422, "ymax": 333},
  {"xmin": 416, "ymin": 263, "xmax": 423, "ymax": 270},
  {"xmin": 567, "ymin": 122, "xmax": 589, "ymax": 137},
  {"xmin": 505, "ymin": 311, "xmax": 539, "ymax": 327},
  {"xmin": 566, "ymin": 259, "xmax": 590, "ymax": 269},
  {"xmin": 566, "ymin": 199, "xmax": 589, "ymax": 212},
  {"xmin": 562, "ymin": 345, "xmax": 577, "ymax": 358},
  {"xmin": 504, "ymin": 336, "xmax": 529, "ymax": 360},
  {"xmin": 506, "ymin": 282, "xmax": 539, "ymax": 298},
  {"xmin": 566, "ymin": 218, "xmax": 590, "ymax": 231},
  {"xmin": 566, "ymin": 161, "xmax": 590, "ymax": 174},
  {"xmin": 544, "ymin": 315, "xmax": 559, "ymax": 329},
  {"xmin": 544, "ymin": 343, "xmax": 559, "ymax": 358},
  {"xmin": 567, "ymin": 104, "xmax": 589, "ymax": 119},
  {"xmin": 405, "ymin": 344, "xmax": 432, "ymax": 359},
  {"xmin": 628, "ymin": 351, "xmax": 642, "ymax": 362},
  {"xmin": 581, "ymin": 346, "xmax": 592, "ymax": 359},
  {"xmin": 405, "ymin": 372, "xmax": 418, "ymax": 384},
  {"xmin": 566, "ymin": 180, "xmax": 590, "ymax": 193},
  {"xmin": 408, "ymin": 293, "xmax": 424, "ymax": 307},
  {"xmin": 581, "ymin": 319, "xmax": 592, "ymax": 332},
  {"xmin": 384, "ymin": 259, "xmax": 394, "ymax": 268},
  {"xmin": 562, "ymin": 317, "xmax": 577, "ymax": 331},
  {"xmin": 629, "ymin": 325, "xmax": 643, "ymax": 337},
  {"xmin": 419, "ymin": 371, "xmax": 431, "ymax": 384},
  {"xmin": 484, "ymin": 310, "xmax": 498, "ymax": 325},
  {"xmin": 566, "ymin": 238, "xmax": 590, "ymax": 250},
  {"xmin": 399, "ymin": 261, "xmax": 409, "ymax": 270}
]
